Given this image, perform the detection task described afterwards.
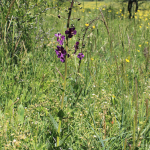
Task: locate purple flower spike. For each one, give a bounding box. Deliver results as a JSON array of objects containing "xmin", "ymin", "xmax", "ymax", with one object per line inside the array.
[
  {"xmin": 65, "ymin": 27, "xmax": 77, "ymax": 38},
  {"xmin": 74, "ymin": 41, "xmax": 79, "ymax": 54},
  {"xmin": 77, "ymin": 53, "xmax": 84, "ymax": 60},
  {"xmin": 55, "ymin": 46, "xmax": 67, "ymax": 63}
]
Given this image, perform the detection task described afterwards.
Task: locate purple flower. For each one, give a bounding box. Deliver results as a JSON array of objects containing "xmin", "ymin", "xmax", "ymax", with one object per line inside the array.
[
  {"xmin": 65, "ymin": 27, "xmax": 77, "ymax": 38},
  {"xmin": 55, "ymin": 33, "xmax": 61, "ymax": 39},
  {"xmin": 77, "ymin": 53, "xmax": 84, "ymax": 60},
  {"xmin": 74, "ymin": 41, "xmax": 79, "ymax": 54},
  {"xmin": 60, "ymin": 35, "xmax": 65, "ymax": 44},
  {"xmin": 55, "ymin": 33, "xmax": 65, "ymax": 45},
  {"xmin": 55, "ymin": 46, "xmax": 67, "ymax": 62},
  {"xmin": 55, "ymin": 46, "xmax": 66, "ymax": 57}
]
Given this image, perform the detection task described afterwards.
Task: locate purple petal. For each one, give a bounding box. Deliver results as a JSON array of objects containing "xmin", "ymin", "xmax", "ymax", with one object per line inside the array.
[
  {"xmin": 62, "ymin": 49, "xmax": 66, "ymax": 55},
  {"xmin": 55, "ymin": 49, "xmax": 59, "ymax": 55},
  {"xmin": 68, "ymin": 34, "xmax": 73, "ymax": 38},
  {"xmin": 58, "ymin": 33, "xmax": 61, "ymax": 37},
  {"xmin": 60, "ymin": 56, "xmax": 65, "ymax": 62},
  {"xmin": 57, "ymin": 53, "xmax": 61, "ymax": 58},
  {"xmin": 60, "ymin": 46, "xmax": 64, "ymax": 51},
  {"xmin": 61, "ymin": 35, "xmax": 65, "ymax": 41},
  {"xmin": 59, "ymin": 40, "xmax": 63, "ymax": 45},
  {"xmin": 57, "ymin": 38, "xmax": 60, "ymax": 42},
  {"xmin": 55, "ymin": 33, "xmax": 61, "ymax": 37},
  {"xmin": 76, "ymin": 42, "xmax": 79, "ymax": 45},
  {"xmin": 73, "ymin": 30, "xmax": 77, "ymax": 35},
  {"xmin": 55, "ymin": 34, "xmax": 58, "ymax": 37},
  {"xmin": 72, "ymin": 27, "xmax": 75, "ymax": 30},
  {"xmin": 77, "ymin": 53, "xmax": 84, "ymax": 60},
  {"xmin": 65, "ymin": 30, "xmax": 69, "ymax": 34},
  {"xmin": 74, "ymin": 41, "xmax": 79, "ymax": 53},
  {"xmin": 57, "ymin": 45, "xmax": 61, "ymax": 49}
]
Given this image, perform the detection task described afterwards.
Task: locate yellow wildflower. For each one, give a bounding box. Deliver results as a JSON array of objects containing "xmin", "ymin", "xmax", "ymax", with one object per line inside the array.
[
  {"xmin": 91, "ymin": 58, "xmax": 94, "ymax": 61},
  {"xmin": 139, "ymin": 45, "xmax": 141, "ymax": 47},
  {"xmin": 137, "ymin": 50, "xmax": 140, "ymax": 52},
  {"xmin": 85, "ymin": 23, "xmax": 89, "ymax": 27},
  {"xmin": 93, "ymin": 26, "xmax": 95, "ymax": 29},
  {"xmin": 126, "ymin": 59, "xmax": 130, "ymax": 63},
  {"xmin": 112, "ymin": 95, "xmax": 115, "ymax": 98}
]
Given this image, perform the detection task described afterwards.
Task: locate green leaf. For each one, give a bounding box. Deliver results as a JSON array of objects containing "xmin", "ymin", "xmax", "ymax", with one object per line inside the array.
[
  {"xmin": 49, "ymin": 113, "xmax": 58, "ymax": 131},
  {"xmin": 141, "ymin": 122, "xmax": 150, "ymax": 135},
  {"xmin": 5, "ymin": 100, "xmax": 14, "ymax": 116},
  {"xmin": 0, "ymin": 109, "xmax": 3, "ymax": 120},
  {"xmin": 18, "ymin": 104, "xmax": 25, "ymax": 124},
  {"xmin": 59, "ymin": 133, "xmax": 71, "ymax": 146},
  {"xmin": 87, "ymin": 121, "xmax": 105, "ymax": 148},
  {"xmin": 57, "ymin": 109, "xmax": 64, "ymax": 120}
]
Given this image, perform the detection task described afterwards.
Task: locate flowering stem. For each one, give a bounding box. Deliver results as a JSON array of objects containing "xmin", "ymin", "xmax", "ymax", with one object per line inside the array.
[{"xmin": 56, "ymin": 0, "xmax": 74, "ymax": 147}]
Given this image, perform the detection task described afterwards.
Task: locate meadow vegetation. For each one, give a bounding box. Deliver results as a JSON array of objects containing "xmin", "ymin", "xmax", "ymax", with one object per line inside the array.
[{"xmin": 0, "ymin": 0, "xmax": 149, "ymax": 149}]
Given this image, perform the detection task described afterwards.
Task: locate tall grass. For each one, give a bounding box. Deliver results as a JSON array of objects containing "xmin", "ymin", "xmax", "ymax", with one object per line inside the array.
[{"xmin": 0, "ymin": 0, "xmax": 149, "ymax": 149}]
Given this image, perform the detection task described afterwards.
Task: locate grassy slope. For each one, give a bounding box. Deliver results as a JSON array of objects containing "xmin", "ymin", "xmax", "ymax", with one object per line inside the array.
[{"xmin": 0, "ymin": 1, "xmax": 150, "ymax": 149}]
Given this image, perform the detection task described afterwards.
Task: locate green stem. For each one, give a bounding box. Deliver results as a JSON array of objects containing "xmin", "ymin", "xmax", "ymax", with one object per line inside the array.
[
  {"xmin": 57, "ymin": 56, "xmax": 67, "ymax": 147},
  {"xmin": 136, "ymin": 107, "xmax": 150, "ymax": 147}
]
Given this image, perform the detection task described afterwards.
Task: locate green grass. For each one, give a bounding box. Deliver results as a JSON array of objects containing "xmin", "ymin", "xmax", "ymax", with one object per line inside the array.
[{"xmin": 0, "ymin": 0, "xmax": 150, "ymax": 149}]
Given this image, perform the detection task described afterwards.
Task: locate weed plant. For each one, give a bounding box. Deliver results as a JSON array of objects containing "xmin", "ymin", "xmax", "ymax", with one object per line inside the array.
[{"xmin": 0, "ymin": 0, "xmax": 149, "ymax": 149}]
